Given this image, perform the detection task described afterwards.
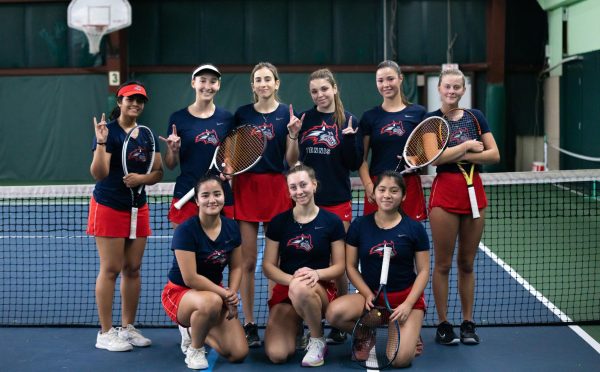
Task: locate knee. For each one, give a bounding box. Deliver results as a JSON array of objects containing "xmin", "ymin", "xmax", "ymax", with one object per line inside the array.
[
  {"xmin": 191, "ymin": 293, "xmax": 223, "ymax": 317},
  {"xmin": 434, "ymin": 262, "xmax": 452, "ymax": 276},
  {"xmin": 325, "ymin": 302, "xmax": 343, "ymax": 327},
  {"xmin": 226, "ymin": 346, "xmax": 248, "ymax": 363},
  {"xmin": 288, "ymin": 280, "xmax": 311, "ymax": 302},
  {"xmin": 392, "ymin": 350, "xmax": 414, "ymax": 368},
  {"xmin": 99, "ymin": 266, "xmax": 120, "ymax": 281},
  {"xmin": 242, "ymin": 258, "xmax": 257, "ymax": 272},
  {"xmin": 456, "ymin": 259, "xmax": 474, "ymax": 274},
  {"xmin": 265, "ymin": 347, "xmax": 290, "ymax": 364},
  {"xmin": 121, "ymin": 263, "xmax": 141, "ymax": 278}
]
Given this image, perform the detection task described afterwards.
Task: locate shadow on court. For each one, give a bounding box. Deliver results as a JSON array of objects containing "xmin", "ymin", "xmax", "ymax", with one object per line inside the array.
[{"xmin": 0, "ymin": 326, "xmax": 598, "ymax": 371}]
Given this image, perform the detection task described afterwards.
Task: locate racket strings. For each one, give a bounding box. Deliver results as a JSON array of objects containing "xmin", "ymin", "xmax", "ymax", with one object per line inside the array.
[
  {"xmin": 216, "ymin": 127, "xmax": 265, "ymax": 174},
  {"xmin": 124, "ymin": 127, "xmax": 154, "ymax": 174},
  {"xmin": 404, "ymin": 118, "xmax": 449, "ymax": 167},
  {"xmin": 444, "ymin": 109, "xmax": 481, "ymax": 146}
]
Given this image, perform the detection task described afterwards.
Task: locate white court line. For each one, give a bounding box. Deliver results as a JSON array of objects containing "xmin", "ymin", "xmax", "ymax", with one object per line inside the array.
[{"xmin": 479, "ymin": 242, "xmax": 600, "ymax": 354}]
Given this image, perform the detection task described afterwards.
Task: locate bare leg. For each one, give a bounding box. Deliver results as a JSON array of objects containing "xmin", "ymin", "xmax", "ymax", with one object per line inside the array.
[
  {"xmin": 239, "ymin": 221, "xmax": 259, "ymax": 324},
  {"xmin": 120, "ymin": 237, "xmax": 147, "ymax": 326},
  {"xmin": 264, "ymin": 304, "xmax": 300, "ymax": 363},
  {"xmin": 457, "ymin": 210, "xmax": 485, "ymax": 321},
  {"xmin": 95, "ymin": 237, "xmax": 125, "ymax": 332}
]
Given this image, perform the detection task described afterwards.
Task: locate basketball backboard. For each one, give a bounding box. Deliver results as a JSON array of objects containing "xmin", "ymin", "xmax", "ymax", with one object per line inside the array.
[{"xmin": 67, "ymin": 0, "xmax": 131, "ymax": 54}]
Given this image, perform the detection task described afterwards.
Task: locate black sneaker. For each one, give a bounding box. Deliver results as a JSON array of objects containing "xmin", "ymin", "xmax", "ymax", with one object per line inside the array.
[
  {"xmin": 326, "ymin": 327, "xmax": 347, "ymax": 344},
  {"xmin": 460, "ymin": 320, "xmax": 480, "ymax": 345},
  {"xmin": 244, "ymin": 322, "xmax": 261, "ymax": 348},
  {"xmin": 435, "ymin": 321, "xmax": 459, "ymax": 345}
]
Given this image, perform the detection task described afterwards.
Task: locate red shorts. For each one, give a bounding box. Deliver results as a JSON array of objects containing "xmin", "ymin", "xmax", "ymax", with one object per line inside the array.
[
  {"xmin": 168, "ymin": 198, "xmax": 234, "ymax": 225},
  {"xmin": 319, "ymin": 201, "xmax": 352, "ymax": 222},
  {"xmin": 268, "ymin": 282, "xmax": 337, "ymax": 310},
  {"xmin": 161, "ymin": 280, "xmax": 191, "ymax": 326},
  {"xmin": 363, "ymin": 174, "xmax": 427, "ymax": 221},
  {"xmin": 429, "ymin": 172, "xmax": 488, "ymax": 214},
  {"xmin": 375, "ymin": 285, "xmax": 426, "ymax": 312},
  {"xmin": 86, "ymin": 196, "xmax": 151, "ymax": 238},
  {"xmin": 233, "ymin": 172, "xmax": 292, "ymax": 222}
]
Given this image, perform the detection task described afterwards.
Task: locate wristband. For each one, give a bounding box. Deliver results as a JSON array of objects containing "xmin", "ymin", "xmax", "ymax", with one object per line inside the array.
[
  {"xmin": 96, "ymin": 142, "xmax": 106, "ymax": 146},
  {"xmin": 288, "ymin": 133, "xmax": 298, "ymax": 140}
]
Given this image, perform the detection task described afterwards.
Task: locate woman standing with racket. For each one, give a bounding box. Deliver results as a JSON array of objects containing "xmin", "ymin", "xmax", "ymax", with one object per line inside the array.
[
  {"xmin": 427, "ymin": 68, "xmax": 499, "ymax": 345},
  {"xmin": 358, "ymin": 60, "xmax": 427, "ymax": 221},
  {"xmin": 298, "ymin": 68, "xmax": 362, "ymax": 344},
  {"xmin": 161, "ymin": 176, "xmax": 248, "ymax": 370},
  {"xmin": 262, "ymin": 163, "xmax": 345, "ymax": 367},
  {"xmin": 233, "ymin": 62, "xmax": 303, "ymax": 347},
  {"xmin": 88, "ymin": 81, "xmax": 163, "ymax": 351},
  {"xmin": 161, "ymin": 64, "xmax": 235, "ymax": 227},
  {"xmin": 325, "ymin": 171, "xmax": 430, "ymax": 368}
]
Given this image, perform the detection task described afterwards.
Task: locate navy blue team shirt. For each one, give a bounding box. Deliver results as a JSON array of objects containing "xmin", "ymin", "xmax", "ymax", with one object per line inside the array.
[
  {"xmin": 266, "ymin": 208, "xmax": 345, "ymax": 275},
  {"xmin": 92, "ymin": 120, "xmax": 160, "ymax": 210},
  {"xmin": 425, "ymin": 108, "xmax": 491, "ymax": 174},
  {"xmin": 298, "ymin": 108, "xmax": 363, "ymax": 206},
  {"xmin": 234, "ymin": 103, "xmax": 294, "ymax": 173},
  {"xmin": 166, "ymin": 107, "xmax": 234, "ymax": 205},
  {"xmin": 359, "ymin": 104, "xmax": 426, "ymax": 176},
  {"xmin": 346, "ymin": 214, "xmax": 429, "ymax": 292},
  {"xmin": 167, "ymin": 215, "xmax": 241, "ymax": 287}
]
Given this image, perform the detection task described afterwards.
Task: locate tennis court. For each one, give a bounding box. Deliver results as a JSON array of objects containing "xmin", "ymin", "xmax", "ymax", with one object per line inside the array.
[{"xmin": 1, "ymin": 171, "xmax": 598, "ymax": 370}]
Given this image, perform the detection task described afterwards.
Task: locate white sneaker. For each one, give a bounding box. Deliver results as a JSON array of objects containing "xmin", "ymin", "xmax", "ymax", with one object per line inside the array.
[
  {"xmin": 301, "ymin": 337, "xmax": 327, "ymax": 367},
  {"xmin": 118, "ymin": 324, "xmax": 152, "ymax": 347},
  {"xmin": 179, "ymin": 325, "xmax": 191, "ymax": 355},
  {"xmin": 185, "ymin": 346, "xmax": 208, "ymax": 370},
  {"xmin": 96, "ymin": 328, "xmax": 133, "ymax": 352}
]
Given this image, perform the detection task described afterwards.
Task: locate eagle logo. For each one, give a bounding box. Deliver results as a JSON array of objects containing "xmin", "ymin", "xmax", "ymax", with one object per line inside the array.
[
  {"xmin": 301, "ymin": 122, "xmax": 339, "ymax": 148},
  {"xmin": 255, "ymin": 123, "xmax": 275, "ymax": 140},
  {"xmin": 205, "ymin": 250, "xmax": 228, "ymax": 266},
  {"xmin": 287, "ymin": 234, "xmax": 313, "ymax": 252},
  {"xmin": 380, "ymin": 120, "xmax": 405, "ymax": 136},
  {"xmin": 127, "ymin": 146, "xmax": 148, "ymax": 163},
  {"xmin": 368, "ymin": 240, "xmax": 397, "ymax": 257},
  {"xmin": 195, "ymin": 129, "xmax": 219, "ymax": 145}
]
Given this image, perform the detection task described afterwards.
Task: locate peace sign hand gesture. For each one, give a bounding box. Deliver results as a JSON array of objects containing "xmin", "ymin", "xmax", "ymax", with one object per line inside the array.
[
  {"xmin": 93, "ymin": 113, "xmax": 108, "ymax": 144},
  {"xmin": 341, "ymin": 116, "xmax": 358, "ymax": 135},
  {"xmin": 286, "ymin": 104, "xmax": 304, "ymax": 139},
  {"xmin": 159, "ymin": 124, "xmax": 181, "ymax": 153}
]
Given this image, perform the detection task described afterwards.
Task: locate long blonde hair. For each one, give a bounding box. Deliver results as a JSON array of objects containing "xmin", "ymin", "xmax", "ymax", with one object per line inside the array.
[
  {"xmin": 309, "ymin": 68, "xmax": 346, "ymax": 128},
  {"xmin": 251, "ymin": 62, "xmax": 281, "ymax": 103},
  {"xmin": 437, "ymin": 68, "xmax": 466, "ymax": 87},
  {"xmin": 376, "ymin": 60, "xmax": 409, "ymax": 106}
]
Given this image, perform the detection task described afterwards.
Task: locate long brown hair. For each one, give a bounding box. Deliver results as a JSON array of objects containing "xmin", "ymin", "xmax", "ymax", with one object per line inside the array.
[
  {"xmin": 251, "ymin": 62, "xmax": 281, "ymax": 103},
  {"xmin": 376, "ymin": 60, "xmax": 409, "ymax": 106},
  {"xmin": 309, "ymin": 68, "xmax": 346, "ymax": 128}
]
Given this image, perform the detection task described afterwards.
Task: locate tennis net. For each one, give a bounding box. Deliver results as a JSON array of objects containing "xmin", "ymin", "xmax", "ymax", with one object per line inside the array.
[{"xmin": 1, "ymin": 170, "xmax": 598, "ymax": 327}]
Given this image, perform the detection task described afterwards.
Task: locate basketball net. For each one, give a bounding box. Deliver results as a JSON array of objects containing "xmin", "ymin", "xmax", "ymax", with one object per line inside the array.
[{"xmin": 82, "ymin": 25, "xmax": 108, "ymax": 54}]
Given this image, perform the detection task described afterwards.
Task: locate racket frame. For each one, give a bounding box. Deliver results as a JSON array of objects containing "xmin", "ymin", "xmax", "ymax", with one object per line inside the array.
[
  {"xmin": 444, "ymin": 108, "xmax": 482, "ymax": 219},
  {"xmin": 174, "ymin": 124, "xmax": 267, "ymax": 210},
  {"xmin": 121, "ymin": 125, "xmax": 155, "ymax": 239},
  {"xmin": 399, "ymin": 116, "xmax": 450, "ymax": 174}
]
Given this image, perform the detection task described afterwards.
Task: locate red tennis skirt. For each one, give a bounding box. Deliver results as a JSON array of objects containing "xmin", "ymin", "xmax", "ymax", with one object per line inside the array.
[
  {"xmin": 168, "ymin": 198, "xmax": 234, "ymax": 225},
  {"xmin": 161, "ymin": 280, "xmax": 190, "ymax": 325},
  {"xmin": 86, "ymin": 196, "xmax": 151, "ymax": 238},
  {"xmin": 374, "ymin": 285, "xmax": 426, "ymax": 312},
  {"xmin": 268, "ymin": 282, "xmax": 337, "ymax": 310},
  {"xmin": 319, "ymin": 201, "xmax": 352, "ymax": 222},
  {"xmin": 233, "ymin": 172, "xmax": 292, "ymax": 222},
  {"xmin": 363, "ymin": 173, "xmax": 427, "ymax": 221},
  {"xmin": 429, "ymin": 172, "xmax": 488, "ymax": 214}
]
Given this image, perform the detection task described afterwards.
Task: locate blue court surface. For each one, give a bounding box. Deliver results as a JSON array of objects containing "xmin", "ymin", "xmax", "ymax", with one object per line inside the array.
[{"xmin": 0, "ymin": 325, "xmax": 598, "ymax": 371}]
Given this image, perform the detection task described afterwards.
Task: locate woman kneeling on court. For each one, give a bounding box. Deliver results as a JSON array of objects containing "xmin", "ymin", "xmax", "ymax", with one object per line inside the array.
[
  {"xmin": 262, "ymin": 163, "xmax": 346, "ymax": 367},
  {"xmin": 326, "ymin": 171, "xmax": 430, "ymax": 368},
  {"xmin": 161, "ymin": 176, "xmax": 248, "ymax": 370}
]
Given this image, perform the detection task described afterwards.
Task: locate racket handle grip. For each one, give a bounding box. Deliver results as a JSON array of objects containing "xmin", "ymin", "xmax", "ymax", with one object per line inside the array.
[
  {"xmin": 129, "ymin": 207, "xmax": 138, "ymax": 239},
  {"xmin": 380, "ymin": 245, "xmax": 392, "ymax": 285},
  {"xmin": 174, "ymin": 188, "xmax": 195, "ymax": 210},
  {"xmin": 467, "ymin": 186, "xmax": 480, "ymax": 219}
]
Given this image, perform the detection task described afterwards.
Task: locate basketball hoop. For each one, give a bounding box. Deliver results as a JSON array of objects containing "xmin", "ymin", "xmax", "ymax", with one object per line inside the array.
[{"xmin": 67, "ymin": 0, "xmax": 131, "ymax": 55}]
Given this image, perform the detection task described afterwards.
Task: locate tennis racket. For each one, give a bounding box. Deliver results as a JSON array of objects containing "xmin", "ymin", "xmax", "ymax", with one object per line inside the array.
[
  {"xmin": 174, "ymin": 124, "xmax": 267, "ymax": 209},
  {"xmin": 443, "ymin": 108, "xmax": 482, "ymax": 219},
  {"xmin": 121, "ymin": 125, "xmax": 156, "ymax": 239},
  {"xmin": 396, "ymin": 116, "xmax": 450, "ymax": 174},
  {"xmin": 351, "ymin": 242, "xmax": 400, "ymax": 369}
]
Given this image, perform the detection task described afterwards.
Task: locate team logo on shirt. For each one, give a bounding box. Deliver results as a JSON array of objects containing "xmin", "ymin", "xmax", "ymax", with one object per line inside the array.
[
  {"xmin": 255, "ymin": 123, "xmax": 275, "ymax": 140},
  {"xmin": 368, "ymin": 240, "xmax": 397, "ymax": 257},
  {"xmin": 205, "ymin": 250, "xmax": 228, "ymax": 266},
  {"xmin": 301, "ymin": 122, "xmax": 339, "ymax": 148},
  {"xmin": 380, "ymin": 120, "xmax": 406, "ymax": 136},
  {"xmin": 288, "ymin": 234, "xmax": 313, "ymax": 252},
  {"xmin": 195, "ymin": 129, "xmax": 219, "ymax": 145},
  {"xmin": 449, "ymin": 127, "xmax": 471, "ymax": 147},
  {"xmin": 127, "ymin": 147, "xmax": 148, "ymax": 163}
]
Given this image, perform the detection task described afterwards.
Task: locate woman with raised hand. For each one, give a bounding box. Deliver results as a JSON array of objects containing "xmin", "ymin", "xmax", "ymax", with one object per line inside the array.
[
  {"xmin": 161, "ymin": 176, "xmax": 248, "ymax": 370},
  {"xmin": 263, "ymin": 163, "xmax": 345, "ymax": 367},
  {"xmin": 232, "ymin": 62, "xmax": 303, "ymax": 347},
  {"xmin": 88, "ymin": 81, "xmax": 163, "ymax": 351}
]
